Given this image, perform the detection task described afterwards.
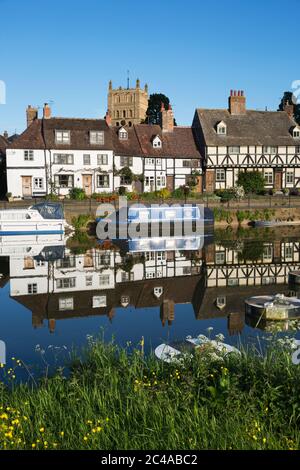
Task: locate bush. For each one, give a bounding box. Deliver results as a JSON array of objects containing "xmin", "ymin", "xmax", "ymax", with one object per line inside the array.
[
  {"xmin": 289, "ymin": 188, "xmax": 299, "ymax": 196},
  {"xmin": 118, "ymin": 186, "xmax": 127, "ymax": 196},
  {"xmin": 157, "ymin": 188, "xmax": 171, "ymax": 200},
  {"xmin": 69, "ymin": 188, "xmax": 86, "ymax": 200},
  {"xmin": 215, "ymin": 189, "xmax": 235, "ymax": 203},
  {"xmin": 172, "ymin": 187, "xmax": 185, "ymax": 199},
  {"xmin": 237, "ymin": 171, "xmax": 265, "ymax": 194},
  {"xmin": 71, "ymin": 214, "xmax": 91, "ymax": 231}
]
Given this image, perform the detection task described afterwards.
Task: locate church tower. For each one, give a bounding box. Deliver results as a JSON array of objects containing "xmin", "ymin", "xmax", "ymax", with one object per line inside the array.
[{"xmin": 107, "ymin": 79, "xmax": 149, "ymax": 127}]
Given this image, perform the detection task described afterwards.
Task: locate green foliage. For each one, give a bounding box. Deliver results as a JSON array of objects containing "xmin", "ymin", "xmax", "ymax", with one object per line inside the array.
[
  {"xmin": 238, "ymin": 240, "xmax": 265, "ymax": 261},
  {"xmin": 47, "ymin": 193, "xmax": 59, "ymax": 201},
  {"xmin": 69, "ymin": 188, "xmax": 86, "ymax": 200},
  {"xmin": 71, "ymin": 214, "xmax": 91, "ymax": 231},
  {"xmin": 118, "ymin": 166, "xmax": 134, "ymax": 184},
  {"xmin": 118, "ymin": 186, "xmax": 127, "ymax": 196},
  {"xmin": 145, "ymin": 93, "xmax": 177, "ymax": 125},
  {"xmin": 215, "ymin": 189, "xmax": 236, "ymax": 203},
  {"xmin": 1, "ymin": 339, "xmax": 300, "ymax": 450},
  {"xmin": 237, "ymin": 171, "xmax": 265, "ymax": 194},
  {"xmin": 278, "ymin": 91, "xmax": 300, "ymax": 124}
]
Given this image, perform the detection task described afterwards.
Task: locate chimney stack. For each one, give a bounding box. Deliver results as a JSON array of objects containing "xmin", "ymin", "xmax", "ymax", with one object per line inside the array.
[
  {"xmin": 283, "ymin": 100, "xmax": 294, "ymax": 119},
  {"xmin": 105, "ymin": 109, "xmax": 112, "ymax": 127},
  {"xmin": 228, "ymin": 90, "xmax": 246, "ymax": 115},
  {"xmin": 3, "ymin": 131, "xmax": 8, "ymax": 140},
  {"xmin": 43, "ymin": 103, "xmax": 51, "ymax": 119},
  {"xmin": 26, "ymin": 105, "xmax": 38, "ymax": 128},
  {"xmin": 161, "ymin": 103, "xmax": 174, "ymax": 132}
]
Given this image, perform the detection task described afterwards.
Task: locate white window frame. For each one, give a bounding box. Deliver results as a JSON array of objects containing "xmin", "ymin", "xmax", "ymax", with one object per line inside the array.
[
  {"xmin": 263, "ymin": 146, "xmax": 277, "ymax": 154},
  {"xmin": 93, "ymin": 295, "xmax": 107, "ymax": 308},
  {"xmin": 54, "ymin": 174, "xmax": 74, "ymax": 188},
  {"xmin": 97, "ymin": 174, "xmax": 109, "ymax": 188},
  {"xmin": 24, "ymin": 150, "xmax": 34, "ymax": 161},
  {"xmin": 59, "ymin": 297, "xmax": 74, "ymax": 311},
  {"xmin": 264, "ymin": 170, "xmax": 273, "ymax": 185},
  {"xmin": 53, "ymin": 154, "xmax": 74, "ymax": 165},
  {"xmin": 216, "ymin": 168, "xmax": 225, "ymax": 182},
  {"xmin": 97, "ymin": 154, "xmax": 108, "ymax": 165},
  {"xmin": 99, "ymin": 274, "xmax": 110, "ymax": 286},
  {"xmin": 55, "ymin": 130, "xmax": 70, "ymax": 144},
  {"xmin": 286, "ymin": 171, "xmax": 294, "ymax": 185},
  {"xmin": 145, "ymin": 158, "xmax": 155, "ymax": 166},
  {"xmin": 90, "ymin": 131, "xmax": 104, "ymax": 145},
  {"xmin": 228, "ymin": 146, "xmax": 240, "ymax": 154},
  {"xmin": 83, "ymin": 154, "xmax": 91, "ymax": 165},
  {"xmin": 33, "ymin": 177, "xmax": 44, "ymax": 190},
  {"xmin": 28, "ymin": 283, "xmax": 37, "ymax": 294},
  {"xmin": 56, "ymin": 278, "xmax": 76, "ymax": 289}
]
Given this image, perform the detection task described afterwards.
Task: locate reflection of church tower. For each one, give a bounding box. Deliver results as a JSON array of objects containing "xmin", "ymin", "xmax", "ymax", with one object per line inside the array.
[
  {"xmin": 107, "ymin": 79, "xmax": 149, "ymax": 127},
  {"xmin": 160, "ymin": 299, "xmax": 175, "ymax": 327}
]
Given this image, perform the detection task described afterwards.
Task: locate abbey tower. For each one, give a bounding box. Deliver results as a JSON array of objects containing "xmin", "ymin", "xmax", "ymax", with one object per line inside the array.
[{"xmin": 107, "ymin": 79, "xmax": 148, "ymax": 127}]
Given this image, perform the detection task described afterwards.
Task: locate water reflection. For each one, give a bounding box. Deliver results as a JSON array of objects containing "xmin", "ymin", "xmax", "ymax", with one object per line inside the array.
[{"xmin": 1, "ymin": 228, "xmax": 300, "ymax": 371}]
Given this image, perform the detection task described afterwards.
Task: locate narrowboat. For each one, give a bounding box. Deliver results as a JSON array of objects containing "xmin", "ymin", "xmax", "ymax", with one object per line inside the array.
[{"xmin": 0, "ymin": 203, "xmax": 66, "ymax": 235}]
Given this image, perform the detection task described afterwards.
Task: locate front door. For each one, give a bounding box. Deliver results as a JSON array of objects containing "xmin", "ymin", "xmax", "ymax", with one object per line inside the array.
[
  {"xmin": 274, "ymin": 171, "xmax": 282, "ymax": 191},
  {"xmin": 22, "ymin": 176, "xmax": 32, "ymax": 198},
  {"xmin": 166, "ymin": 176, "xmax": 174, "ymax": 192},
  {"xmin": 82, "ymin": 174, "xmax": 92, "ymax": 196}
]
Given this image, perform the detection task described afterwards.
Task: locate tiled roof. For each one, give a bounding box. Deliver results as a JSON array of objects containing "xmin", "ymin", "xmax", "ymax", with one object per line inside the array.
[
  {"xmin": 9, "ymin": 118, "xmax": 113, "ymax": 150},
  {"xmin": 193, "ymin": 109, "xmax": 299, "ymax": 146},
  {"xmin": 8, "ymin": 119, "xmax": 45, "ymax": 149},
  {"xmin": 133, "ymin": 124, "xmax": 202, "ymax": 159}
]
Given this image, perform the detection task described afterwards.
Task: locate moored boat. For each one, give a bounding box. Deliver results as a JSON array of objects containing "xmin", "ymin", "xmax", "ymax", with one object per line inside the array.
[{"xmin": 0, "ymin": 202, "xmax": 66, "ymax": 235}]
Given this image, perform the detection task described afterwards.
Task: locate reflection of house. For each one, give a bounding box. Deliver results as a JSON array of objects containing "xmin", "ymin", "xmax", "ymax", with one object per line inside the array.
[
  {"xmin": 12, "ymin": 273, "xmax": 206, "ymax": 332},
  {"xmin": 205, "ymin": 240, "xmax": 300, "ymax": 288}
]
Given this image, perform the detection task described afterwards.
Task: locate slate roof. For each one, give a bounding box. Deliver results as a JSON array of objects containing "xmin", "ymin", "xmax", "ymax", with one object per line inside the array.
[{"xmin": 193, "ymin": 109, "xmax": 300, "ymax": 146}]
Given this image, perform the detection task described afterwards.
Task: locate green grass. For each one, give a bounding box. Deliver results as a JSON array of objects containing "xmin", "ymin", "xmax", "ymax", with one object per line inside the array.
[{"xmin": 1, "ymin": 339, "xmax": 300, "ymax": 450}]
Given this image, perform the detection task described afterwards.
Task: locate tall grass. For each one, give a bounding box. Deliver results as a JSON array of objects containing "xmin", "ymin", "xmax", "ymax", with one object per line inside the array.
[{"xmin": 0, "ymin": 339, "xmax": 300, "ymax": 450}]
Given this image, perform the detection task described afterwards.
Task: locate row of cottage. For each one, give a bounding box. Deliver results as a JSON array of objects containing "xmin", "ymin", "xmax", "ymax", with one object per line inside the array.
[{"xmin": 1, "ymin": 90, "xmax": 300, "ymax": 198}]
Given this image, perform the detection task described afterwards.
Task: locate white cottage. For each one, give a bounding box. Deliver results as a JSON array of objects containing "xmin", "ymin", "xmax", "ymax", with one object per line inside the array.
[{"xmin": 6, "ymin": 104, "xmax": 114, "ymax": 198}]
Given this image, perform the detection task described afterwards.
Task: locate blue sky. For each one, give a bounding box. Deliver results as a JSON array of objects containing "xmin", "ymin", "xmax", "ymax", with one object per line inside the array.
[{"xmin": 0, "ymin": 0, "xmax": 298, "ymax": 134}]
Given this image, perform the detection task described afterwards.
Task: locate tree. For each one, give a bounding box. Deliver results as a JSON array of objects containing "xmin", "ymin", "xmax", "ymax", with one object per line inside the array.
[
  {"xmin": 145, "ymin": 93, "xmax": 177, "ymax": 125},
  {"xmin": 237, "ymin": 171, "xmax": 265, "ymax": 194},
  {"xmin": 278, "ymin": 91, "xmax": 300, "ymax": 124}
]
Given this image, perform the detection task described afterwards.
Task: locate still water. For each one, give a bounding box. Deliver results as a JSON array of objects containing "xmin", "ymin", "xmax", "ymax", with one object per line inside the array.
[{"xmin": 1, "ymin": 226, "xmax": 300, "ymax": 380}]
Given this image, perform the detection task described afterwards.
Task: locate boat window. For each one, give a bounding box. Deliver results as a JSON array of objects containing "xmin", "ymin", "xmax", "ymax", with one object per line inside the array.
[{"xmin": 26, "ymin": 214, "xmax": 31, "ymax": 219}]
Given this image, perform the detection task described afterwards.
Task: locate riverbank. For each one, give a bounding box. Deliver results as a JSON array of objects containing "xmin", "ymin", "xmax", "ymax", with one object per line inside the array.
[{"xmin": 0, "ymin": 339, "xmax": 300, "ymax": 450}]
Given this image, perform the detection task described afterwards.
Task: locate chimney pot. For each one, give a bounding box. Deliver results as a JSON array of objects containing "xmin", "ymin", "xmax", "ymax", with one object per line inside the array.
[
  {"xmin": 26, "ymin": 105, "xmax": 38, "ymax": 127},
  {"xmin": 228, "ymin": 90, "xmax": 246, "ymax": 115},
  {"xmin": 43, "ymin": 103, "xmax": 51, "ymax": 119}
]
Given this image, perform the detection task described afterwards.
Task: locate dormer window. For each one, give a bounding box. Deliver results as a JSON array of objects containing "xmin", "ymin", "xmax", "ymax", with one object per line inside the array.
[
  {"xmin": 216, "ymin": 121, "xmax": 227, "ymax": 135},
  {"xmin": 152, "ymin": 135, "xmax": 162, "ymax": 148},
  {"xmin": 293, "ymin": 126, "xmax": 300, "ymax": 138},
  {"xmin": 55, "ymin": 130, "xmax": 70, "ymax": 144},
  {"xmin": 90, "ymin": 131, "xmax": 104, "ymax": 145},
  {"xmin": 118, "ymin": 127, "xmax": 128, "ymax": 140}
]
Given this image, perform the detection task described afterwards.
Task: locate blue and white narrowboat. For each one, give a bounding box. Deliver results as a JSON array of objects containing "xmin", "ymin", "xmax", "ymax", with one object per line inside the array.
[{"xmin": 0, "ymin": 203, "xmax": 66, "ymax": 235}]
